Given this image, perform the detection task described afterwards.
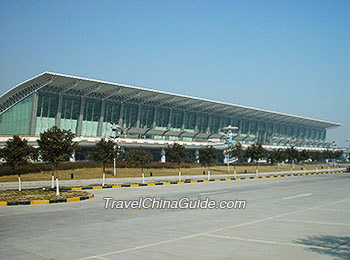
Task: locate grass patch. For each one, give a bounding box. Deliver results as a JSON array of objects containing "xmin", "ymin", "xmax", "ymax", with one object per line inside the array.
[{"xmin": 0, "ymin": 189, "xmax": 90, "ymax": 202}]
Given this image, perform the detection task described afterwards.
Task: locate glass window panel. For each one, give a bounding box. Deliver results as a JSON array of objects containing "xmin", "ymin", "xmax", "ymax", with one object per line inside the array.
[
  {"xmin": 210, "ymin": 116, "xmax": 220, "ymax": 133},
  {"xmin": 156, "ymin": 109, "xmax": 169, "ymax": 128},
  {"xmin": 185, "ymin": 112, "xmax": 196, "ymax": 130},
  {"xmin": 123, "ymin": 104, "xmax": 138, "ymax": 128},
  {"xmin": 171, "ymin": 110, "xmax": 183, "ymax": 129},
  {"xmin": 140, "ymin": 106, "xmax": 154, "ymax": 128},
  {"xmin": 196, "ymin": 114, "xmax": 208, "ymax": 133}
]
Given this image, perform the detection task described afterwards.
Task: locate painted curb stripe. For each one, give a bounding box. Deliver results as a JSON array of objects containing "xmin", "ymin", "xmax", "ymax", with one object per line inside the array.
[
  {"xmin": 0, "ymin": 194, "xmax": 94, "ymax": 207},
  {"xmin": 5, "ymin": 171, "xmax": 344, "ymax": 197}
]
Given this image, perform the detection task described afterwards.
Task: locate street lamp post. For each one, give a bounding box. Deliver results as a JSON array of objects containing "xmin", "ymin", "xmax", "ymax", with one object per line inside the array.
[
  {"xmin": 221, "ymin": 125, "xmax": 238, "ymax": 174},
  {"xmin": 110, "ymin": 122, "xmax": 122, "ymax": 177},
  {"xmin": 290, "ymin": 137, "xmax": 296, "ymax": 172},
  {"xmin": 331, "ymin": 141, "xmax": 336, "ymax": 167}
]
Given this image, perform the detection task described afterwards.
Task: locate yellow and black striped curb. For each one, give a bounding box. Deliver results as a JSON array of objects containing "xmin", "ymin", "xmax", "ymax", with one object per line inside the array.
[
  {"xmin": 61, "ymin": 171, "xmax": 347, "ymax": 191},
  {"xmin": 0, "ymin": 194, "xmax": 94, "ymax": 207}
]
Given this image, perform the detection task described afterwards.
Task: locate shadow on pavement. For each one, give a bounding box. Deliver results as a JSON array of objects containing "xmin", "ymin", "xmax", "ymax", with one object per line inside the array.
[{"xmin": 295, "ymin": 235, "xmax": 350, "ymax": 259}]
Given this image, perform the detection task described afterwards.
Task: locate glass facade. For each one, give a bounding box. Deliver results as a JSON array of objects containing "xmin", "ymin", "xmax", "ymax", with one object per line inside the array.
[
  {"xmin": 82, "ymin": 99, "xmax": 101, "ymax": 136},
  {"xmin": 197, "ymin": 114, "xmax": 208, "ymax": 133},
  {"xmin": 170, "ymin": 110, "xmax": 183, "ymax": 131},
  {"xmin": 60, "ymin": 96, "xmax": 80, "ymax": 134},
  {"xmin": 184, "ymin": 112, "xmax": 196, "ymax": 132},
  {"xmin": 156, "ymin": 108, "xmax": 169, "ymax": 129},
  {"xmin": 35, "ymin": 92, "xmax": 58, "ymax": 135},
  {"xmin": 0, "ymin": 91, "xmax": 329, "ymax": 147},
  {"xmin": 140, "ymin": 106, "xmax": 154, "ymax": 128},
  {"xmin": 0, "ymin": 94, "xmax": 33, "ymax": 135},
  {"xmin": 122, "ymin": 104, "xmax": 138, "ymax": 128}
]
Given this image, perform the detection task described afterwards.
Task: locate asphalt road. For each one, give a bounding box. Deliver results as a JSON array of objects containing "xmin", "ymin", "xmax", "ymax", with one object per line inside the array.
[{"xmin": 0, "ymin": 173, "xmax": 349, "ymax": 260}]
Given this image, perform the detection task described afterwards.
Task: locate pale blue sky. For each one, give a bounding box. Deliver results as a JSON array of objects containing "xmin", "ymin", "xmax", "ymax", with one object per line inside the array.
[{"xmin": 0, "ymin": 0, "xmax": 349, "ymax": 146}]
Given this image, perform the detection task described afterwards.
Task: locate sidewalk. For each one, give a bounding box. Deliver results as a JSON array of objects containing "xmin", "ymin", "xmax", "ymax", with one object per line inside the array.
[{"xmin": 0, "ymin": 168, "xmax": 345, "ymax": 190}]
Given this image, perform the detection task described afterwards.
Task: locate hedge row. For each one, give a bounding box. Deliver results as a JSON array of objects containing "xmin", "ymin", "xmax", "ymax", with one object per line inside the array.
[
  {"xmin": 0, "ymin": 161, "xmax": 203, "ymax": 176},
  {"xmin": 0, "ymin": 160, "xmax": 319, "ymax": 177}
]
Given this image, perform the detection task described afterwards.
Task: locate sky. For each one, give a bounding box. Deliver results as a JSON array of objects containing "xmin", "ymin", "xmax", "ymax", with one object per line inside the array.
[{"xmin": 0, "ymin": 0, "xmax": 349, "ymax": 147}]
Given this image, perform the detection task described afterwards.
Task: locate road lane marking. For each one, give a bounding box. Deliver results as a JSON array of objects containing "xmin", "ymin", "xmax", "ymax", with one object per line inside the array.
[
  {"xmin": 201, "ymin": 233, "xmax": 326, "ymax": 249},
  {"xmin": 199, "ymin": 191, "xmax": 228, "ymax": 196},
  {"xmin": 273, "ymin": 219, "xmax": 350, "ymax": 226},
  {"xmin": 282, "ymin": 193, "xmax": 312, "ymax": 200},
  {"xmin": 74, "ymin": 198, "xmax": 350, "ymax": 260},
  {"xmin": 272, "ymin": 186, "xmax": 303, "ymax": 192}
]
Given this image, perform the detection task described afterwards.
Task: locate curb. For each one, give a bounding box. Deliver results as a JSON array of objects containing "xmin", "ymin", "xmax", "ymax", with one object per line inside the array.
[
  {"xmin": 61, "ymin": 171, "xmax": 347, "ymax": 191},
  {"xmin": 0, "ymin": 194, "xmax": 94, "ymax": 207}
]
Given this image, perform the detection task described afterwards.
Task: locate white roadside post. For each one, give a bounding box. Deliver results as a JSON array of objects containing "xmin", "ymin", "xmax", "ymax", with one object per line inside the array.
[
  {"xmin": 18, "ymin": 173, "xmax": 21, "ymax": 191},
  {"xmin": 102, "ymin": 172, "xmax": 105, "ymax": 186},
  {"xmin": 208, "ymin": 170, "xmax": 211, "ymax": 180},
  {"xmin": 142, "ymin": 172, "xmax": 145, "ymax": 184},
  {"xmin": 56, "ymin": 177, "xmax": 59, "ymax": 196},
  {"xmin": 178, "ymin": 171, "xmax": 181, "ymax": 181}
]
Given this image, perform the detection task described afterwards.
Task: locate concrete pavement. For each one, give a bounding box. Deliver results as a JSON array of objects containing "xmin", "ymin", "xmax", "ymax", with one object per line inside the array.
[{"xmin": 0, "ymin": 172, "xmax": 349, "ymax": 259}]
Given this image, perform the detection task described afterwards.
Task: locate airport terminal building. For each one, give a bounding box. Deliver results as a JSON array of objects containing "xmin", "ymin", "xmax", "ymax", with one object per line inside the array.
[{"xmin": 0, "ymin": 72, "xmax": 341, "ymax": 160}]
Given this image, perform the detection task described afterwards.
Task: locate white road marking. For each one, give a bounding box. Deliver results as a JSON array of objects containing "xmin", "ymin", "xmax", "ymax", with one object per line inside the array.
[
  {"xmin": 310, "ymin": 208, "xmax": 350, "ymax": 212},
  {"xmin": 282, "ymin": 193, "xmax": 312, "ymax": 200},
  {"xmin": 199, "ymin": 191, "xmax": 227, "ymax": 196},
  {"xmin": 74, "ymin": 198, "xmax": 350, "ymax": 260},
  {"xmin": 273, "ymin": 219, "xmax": 350, "ymax": 226},
  {"xmin": 201, "ymin": 233, "xmax": 326, "ymax": 249}
]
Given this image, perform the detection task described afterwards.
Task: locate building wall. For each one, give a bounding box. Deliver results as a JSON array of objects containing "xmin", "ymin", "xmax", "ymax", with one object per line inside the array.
[{"xmin": 0, "ymin": 90, "xmax": 328, "ymax": 147}]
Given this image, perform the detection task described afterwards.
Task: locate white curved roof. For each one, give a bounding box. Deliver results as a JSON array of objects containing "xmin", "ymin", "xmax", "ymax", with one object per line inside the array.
[{"xmin": 0, "ymin": 71, "xmax": 341, "ymax": 129}]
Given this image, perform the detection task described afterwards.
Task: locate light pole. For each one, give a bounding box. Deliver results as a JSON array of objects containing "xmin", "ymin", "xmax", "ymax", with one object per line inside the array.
[
  {"xmin": 110, "ymin": 122, "xmax": 122, "ymax": 177},
  {"xmin": 221, "ymin": 125, "xmax": 238, "ymax": 174},
  {"xmin": 331, "ymin": 141, "xmax": 336, "ymax": 167},
  {"xmin": 290, "ymin": 137, "xmax": 296, "ymax": 171}
]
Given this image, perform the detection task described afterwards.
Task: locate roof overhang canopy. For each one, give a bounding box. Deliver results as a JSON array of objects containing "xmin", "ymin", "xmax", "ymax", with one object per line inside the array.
[{"xmin": 0, "ymin": 72, "xmax": 341, "ymax": 130}]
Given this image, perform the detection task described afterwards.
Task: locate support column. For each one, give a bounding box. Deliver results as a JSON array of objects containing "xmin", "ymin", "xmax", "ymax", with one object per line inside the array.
[
  {"xmin": 29, "ymin": 92, "xmax": 39, "ymax": 135},
  {"xmin": 181, "ymin": 111, "xmax": 186, "ymax": 131},
  {"xmin": 167, "ymin": 110, "xmax": 172, "ymax": 129},
  {"xmin": 55, "ymin": 94, "xmax": 63, "ymax": 128},
  {"xmin": 194, "ymin": 113, "xmax": 199, "ymax": 132},
  {"xmin": 136, "ymin": 105, "xmax": 142, "ymax": 128},
  {"xmin": 97, "ymin": 100, "xmax": 105, "ymax": 136},
  {"xmin": 247, "ymin": 120, "xmax": 251, "ymax": 136},
  {"xmin": 76, "ymin": 97, "xmax": 85, "ymax": 136},
  {"xmin": 118, "ymin": 103, "xmax": 124, "ymax": 127},
  {"xmin": 207, "ymin": 115, "xmax": 211, "ymax": 134},
  {"xmin": 152, "ymin": 107, "xmax": 158, "ymax": 128},
  {"xmin": 239, "ymin": 119, "xmax": 243, "ymax": 135}
]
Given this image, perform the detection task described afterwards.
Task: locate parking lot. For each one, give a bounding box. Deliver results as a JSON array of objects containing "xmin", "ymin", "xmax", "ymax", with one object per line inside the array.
[{"xmin": 0, "ymin": 173, "xmax": 349, "ymax": 259}]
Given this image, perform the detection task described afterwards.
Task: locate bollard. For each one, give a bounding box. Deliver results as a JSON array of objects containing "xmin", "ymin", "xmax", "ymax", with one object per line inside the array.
[
  {"xmin": 56, "ymin": 178, "xmax": 60, "ymax": 196},
  {"xmin": 142, "ymin": 173, "xmax": 145, "ymax": 184},
  {"xmin": 18, "ymin": 173, "xmax": 21, "ymax": 192},
  {"xmin": 71, "ymin": 173, "xmax": 74, "ymax": 179},
  {"xmin": 102, "ymin": 173, "xmax": 105, "ymax": 187}
]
